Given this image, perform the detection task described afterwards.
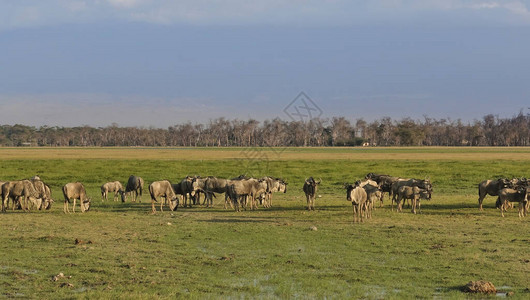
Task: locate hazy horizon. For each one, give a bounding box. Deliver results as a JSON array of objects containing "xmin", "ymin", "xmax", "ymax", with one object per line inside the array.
[{"xmin": 2, "ymin": 1, "xmax": 530, "ymax": 128}]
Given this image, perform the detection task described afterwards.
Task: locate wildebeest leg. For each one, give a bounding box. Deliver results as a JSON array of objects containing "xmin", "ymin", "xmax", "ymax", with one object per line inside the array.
[
  {"xmin": 72, "ymin": 198, "xmax": 77, "ymax": 213},
  {"xmin": 478, "ymin": 192, "xmax": 486, "ymax": 211},
  {"xmin": 151, "ymin": 197, "xmax": 157, "ymax": 213},
  {"xmin": 411, "ymin": 198, "xmax": 416, "ymax": 214},
  {"xmin": 306, "ymin": 194, "xmax": 310, "ymax": 210},
  {"xmin": 64, "ymin": 198, "xmax": 69, "ymax": 213}
]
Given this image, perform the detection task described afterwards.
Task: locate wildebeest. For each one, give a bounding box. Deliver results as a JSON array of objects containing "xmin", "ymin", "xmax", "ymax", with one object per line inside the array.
[
  {"xmin": 199, "ymin": 176, "xmax": 230, "ymax": 208},
  {"xmin": 395, "ymin": 186, "xmax": 422, "ymax": 214},
  {"xmin": 1, "ymin": 180, "xmax": 42, "ymax": 212},
  {"xmin": 149, "ymin": 180, "xmax": 179, "ymax": 213},
  {"xmin": 497, "ymin": 187, "xmax": 528, "ymax": 218},
  {"xmin": 345, "ymin": 181, "xmax": 368, "ymax": 222},
  {"xmin": 391, "ymin": 178, "xmax": 432, "ymax": 210},
  {"xmin": 226, "ymin": 178, "xmax": 267, "ymax": 211},
  {"xmin": 179, "ymin": 176, "xmax": 196, "ymax": 208},
  {"xmin": 31, "ymin": 177, "xmax": 54, "ymax": 210},
  {"xmin": 477, "ymin": 178, "xmax": 510, "ymax": 210},
  {"xmin": 365, "ymin": 173, "xmax": 402, "ymax": 207},
  {"xmin": 63, "ymin": 182, "xmax": 91, "ymax": 213},
  {"xmin": 362, "ymin": 183, "xmax": 381, "ymax": 216},
  {"xmin": 101, "ymin": 181, "xmax": 125, "ymax": 202},
  {"xmin": 260, "ymin": 176, "xmax": 287, "ymax": 208},
  {"xmin": 125, "ymin": 175, "xmax": 144, "ymax": 203},
  {"xmin": 303, "ymin": 177, "xmax": 321, "ymax": 211}
]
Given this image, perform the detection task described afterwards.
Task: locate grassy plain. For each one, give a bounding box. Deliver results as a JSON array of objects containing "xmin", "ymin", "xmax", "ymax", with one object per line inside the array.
[{"xmin": 0, "ymin": 147, "xmax": 529, "ymax": 299}]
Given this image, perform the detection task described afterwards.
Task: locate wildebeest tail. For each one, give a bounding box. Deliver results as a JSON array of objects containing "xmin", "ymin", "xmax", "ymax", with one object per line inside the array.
[{"xmin": 62, "ymin": 185, "xmax": 71, "ymax": 203}]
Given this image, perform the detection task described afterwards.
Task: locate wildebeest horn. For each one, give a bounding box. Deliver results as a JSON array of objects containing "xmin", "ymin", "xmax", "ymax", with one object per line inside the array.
[{"xmin": 317, "ymin": 178, "xmax": 322, "ymax": 184}]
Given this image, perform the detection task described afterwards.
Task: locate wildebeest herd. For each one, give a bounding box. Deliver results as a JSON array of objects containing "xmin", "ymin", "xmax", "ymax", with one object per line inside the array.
[{"xmin": 1, "ymin": 173, "xmax": 528, "ymax": 221}]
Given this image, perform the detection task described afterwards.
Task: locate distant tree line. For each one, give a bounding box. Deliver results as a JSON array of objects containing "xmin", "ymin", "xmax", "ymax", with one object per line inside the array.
[{"xmin": 1, "ymin": 112, "xmax": 530, "ymax": 147}]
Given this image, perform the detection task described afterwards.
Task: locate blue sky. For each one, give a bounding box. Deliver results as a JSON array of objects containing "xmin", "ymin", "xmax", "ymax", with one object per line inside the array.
[{"xmin": 1, "ymin": 0, "xmax": 530, "ymax": 127}]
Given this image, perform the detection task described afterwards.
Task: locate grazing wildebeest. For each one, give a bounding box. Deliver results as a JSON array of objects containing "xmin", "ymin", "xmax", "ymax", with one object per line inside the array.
[
  {"xmin": 303, "ymin": 177, "xmax": 321, "ymax": 211},
  {"xmin": 31, "ymin": 177, "xmax": 54, "ymax": 210},
  {"xmin": 345, "ymin": 181, "xmax": 368, "ymax": 223},
  {"xmin": 149, "ymin": 180, "xmax": 179, "ymax": 213},
  {"xmin": 1, "ymin": 180, "xmax": 42, "ymax": 212},
  {"xmin": 179, "ymin": 176, "xmax": 196, "ymax": 208},
  {"xmin": 260, "ymin": 177, "xmax": 287, "ymax": 208},
  {"xmin": 226, "ymin": 178, "xmax": 267, "ymax": 211},
  {"xmin": 101, "ymin": 181, "xmax": 125, "ymax": 202},
  {"xmin": 191, "ymin": 176, "xmax": 209, "ymax": 206},
  {"xmin": 477, "ymin": 178, "xmax": 510, "ymax": 210},
  {"xmin": 497, "ymin": 187, "xmax": 528, "ymax": 218},
  {"xmin": 63, "ymin": 182, "xmax": 91, "ymax": 213},
  {"xmin": 125, "ymin": 175, "xmax": 144, "ymax": 203}
]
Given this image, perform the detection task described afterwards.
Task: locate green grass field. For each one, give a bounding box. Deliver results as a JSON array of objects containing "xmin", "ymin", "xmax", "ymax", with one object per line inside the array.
[{"xmin": 0, "ymin": 147, "xmax": 529, "ymax": 299}]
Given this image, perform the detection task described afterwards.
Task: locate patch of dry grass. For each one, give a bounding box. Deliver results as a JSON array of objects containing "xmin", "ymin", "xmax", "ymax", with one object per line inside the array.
[{"xmin": 2, "ymin": 147, "xmax": 530, "ymax": 161}]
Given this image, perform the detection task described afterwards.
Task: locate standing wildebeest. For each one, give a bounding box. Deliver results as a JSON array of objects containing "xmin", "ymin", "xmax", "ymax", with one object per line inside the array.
[
  {"xmin": 477, "ymin": 178, "xmax": 510, "ymax": 210},
  {"xmin": 362, "ymin": 183, "xmax": 381, "ymax": 217},
  {"xmin": 179, "ymin": 176, "xmax": 197, "ymax": 208},
  {"xmin": 101, "ymin": 181, "xmax": 125, "ymax": 202},
  {"xmin": 199, "ymin": 176, "xmax": 232, "ymax": 209},
  {"xmin": 259, "ymin": 177, "xmax": 287, "ymax": 208},
  {"xmin": 226, "ymin": 178, "xmax": 268, "ymax": 211},
  {"xmin": 396, "ymin": 186, "xmax": 421, "ymax": 214},
  {"xmin": 303, "ymin": 177, "xmax": 321, "ymax": 211},
  {"xmin": 194, "ymin": 176, "xmax": 229, "ymax": 208},
  {"xmin": 1, "ymin": 180, "xmax": 42, "ymax": 212},
  {"xmin": 149, "ymin": 180, "xmax": 179, "ymax": 213},
  {"xmin": 497, "ymin": 187, "xmax": 528, "ymax": 218},
  {"xmin": 345, "ymin": 181, "xmax": 368, "ymax": 223},
  {"xmin": 391, "ymin": 178, "xmax": 432, "ymax": 210},
  {"xmin": 125, "ymin": 175, "xmax": 144, "ymax": 203},
  {"xmin": 365, "ymin": 173, "xmax": 402, "ymax": 207},
  {"xmin": 63, "ymin": 182, "xmax": 91, "ymax": 213}
]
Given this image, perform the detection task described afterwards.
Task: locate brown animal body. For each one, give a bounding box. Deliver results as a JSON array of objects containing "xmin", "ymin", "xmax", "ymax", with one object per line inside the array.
[
  {"xmin": 1, "ymin": 180, "xmax": 42, "ymax": 212},
  {"xmin": 63, "ymin": 182, "xmax": 91, "ymax": 213},
  {"xmin": 200, "ymin": 177, "xmax": 230, "ymax": 208},
  {"xmin": 125, "ymin": 175, "xmax": 144, "ymax": 202},
  {"xmin": 260, "ymin": 177, "xmax": 287, "ymax": 208},
  {"xmin": 226, "ymin": 178, "xmax": 267, "ymax": 211},
  {"xmin": 477, "ymin": 178, "xmax": 510, "ymax": 210},
  {"xmin": 365, "ymin": 173, "xmax": 401, "ymax": 206},
  {"xmin": 391, "ymin": 178, "xmax": 432, "ymax": 210},
  {"xmin": 149, "ymin": 180, "xmax": 179, "ymax": 213},
  {"xmin": 31, "ymin": 178, "xmax": 53, "ymax": 210},
  {"xmin": 101, "ymin": 181, "xmax": 125, "ymax": 202},
  {"xmin": 179, "ymin": 176, "xmax": 196, "ymax": 207},
  {"xmin": 362, "ymin": 183, "xmax": 381, "ymax": 217},
  {"xmin": 303, "ymin": 177, "xmax": 321, "ymax": 211},
  {"xmin": 497, "ymin": 187, "xmax": 528, "ymax": 218},
  {"xmin": 396, "ymin": 186, "xmax": 420, "ymax": 214}
]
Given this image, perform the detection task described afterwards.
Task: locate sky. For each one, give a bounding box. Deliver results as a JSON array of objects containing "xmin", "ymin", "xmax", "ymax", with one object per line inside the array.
[{"xmin": 1, "ymin": 0, "xmax": 530, "ymax": 128}]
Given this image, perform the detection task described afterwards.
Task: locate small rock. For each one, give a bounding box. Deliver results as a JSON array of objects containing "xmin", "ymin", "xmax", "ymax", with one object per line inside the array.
[
  {"xmin": 167, "ymin": 222, "xmax": 172, "ymax": 226},
  {"xmin": 463, "ymin": 280, "xmax": 496, "ymax": 294},
  {"xmin": 309, "ymin": 226, "xmax": 318, "ymax": 231}
]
